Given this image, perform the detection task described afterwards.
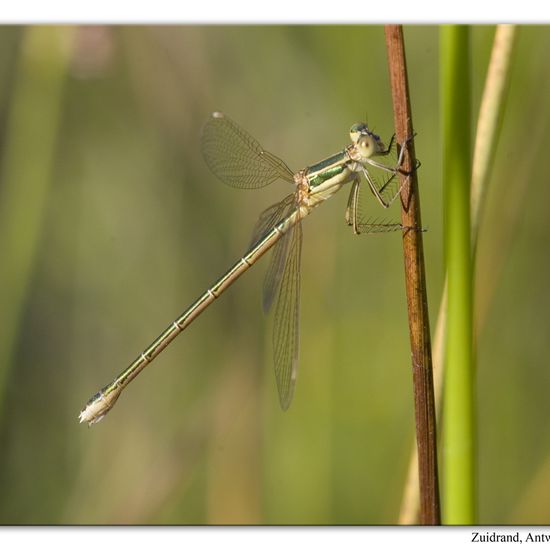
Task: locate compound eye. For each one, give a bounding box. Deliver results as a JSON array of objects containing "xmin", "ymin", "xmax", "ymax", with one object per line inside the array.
[
  {"xmin": 360, "ymin": 136, "xmax": 372, "ymax": 150},
  {"xmin": 356, "ymin": 135, "xmax": 376, "ymax": 158}
]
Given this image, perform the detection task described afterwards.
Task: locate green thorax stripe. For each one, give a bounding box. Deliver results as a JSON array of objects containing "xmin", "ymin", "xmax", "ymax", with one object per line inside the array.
[{"xmin": 305, "ymin": 150, "xmax": 348, "ymax": 188}]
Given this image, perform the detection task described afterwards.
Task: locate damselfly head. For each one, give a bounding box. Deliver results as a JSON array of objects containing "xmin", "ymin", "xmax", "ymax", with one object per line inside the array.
[{"xmin": 349, "ymin": 123, "xmax": 385, "ymax": 159}]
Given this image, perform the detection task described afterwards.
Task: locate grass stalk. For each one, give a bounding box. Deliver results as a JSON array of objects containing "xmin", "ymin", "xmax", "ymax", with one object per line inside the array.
[{"xmin": 385, "ymin": 25, "xmax": 440, "ymax": 525}]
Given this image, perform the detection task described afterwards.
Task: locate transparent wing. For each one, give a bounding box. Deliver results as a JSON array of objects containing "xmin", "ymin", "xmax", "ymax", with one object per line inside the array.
[
  {"xmin": 252, "ymin": 196, "xmax": 298, "ymax": 314},
  {"xmin": 249, "ymin": 193, "xmax": 302, "ymax": 408},
  {"xmin": 263, "ymin": 228, "xmax": 293, "ymax": 314},
  {"xmin": 249, "ymin": 194, "xmax": 296, "ymax": 248},
  {"xmin": 201, "ymin": 112, "xmax": 295, "ymax": 189},
  {"xmin": 272, "ymin": 219, "xmax": 302, "ymax": 410}
]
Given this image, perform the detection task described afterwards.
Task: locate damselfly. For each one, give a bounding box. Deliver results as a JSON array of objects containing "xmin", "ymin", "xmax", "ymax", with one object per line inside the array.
[{"xmin": 79, "ymin": 112, "xmax": 414, "ymax": 425}]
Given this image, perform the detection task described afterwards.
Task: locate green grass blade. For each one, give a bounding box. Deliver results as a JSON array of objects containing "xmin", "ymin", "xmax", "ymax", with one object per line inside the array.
[{"xmin": 440, "ymin": 25, "xmax": 475, "ymax": 524}]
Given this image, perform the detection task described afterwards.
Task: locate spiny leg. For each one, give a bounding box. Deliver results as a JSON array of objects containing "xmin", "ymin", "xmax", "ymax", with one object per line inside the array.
[
  {"xmin": 345, "ymin": 176, "xmax": 413, "ymax": 235},
  {"xmin": 366, "ymin": 132, "xmax": 416, "ymax": 174},
  {"xmin": 363, "ymin": 167, "xmax": 401, "ymax": 209},
  {"xmin": 363, "ymin": 134, "xmax": 418, "ymax": 209},
  {"xmin": 354, "ymin": 218, "xmax": 408, "ymax": 234},
  {"xmin": 354, "ymin": 218, "xmax": 425, "ymax": 235},
  {"xmin": 379, "ymin": 134, "xmax": 395, "ymax": 156}
]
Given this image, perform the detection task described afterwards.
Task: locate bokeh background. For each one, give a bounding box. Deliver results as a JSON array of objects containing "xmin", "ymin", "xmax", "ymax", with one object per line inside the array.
[{"xmin": 0, "ymin": 25, "xmax": 549, "ymax": 524}]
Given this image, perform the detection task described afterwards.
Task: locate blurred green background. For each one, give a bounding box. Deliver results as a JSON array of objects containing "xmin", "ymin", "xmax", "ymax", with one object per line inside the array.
[{"xmin": 0, "ymin": 25, "xmax": 549, "ymax": 525}]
